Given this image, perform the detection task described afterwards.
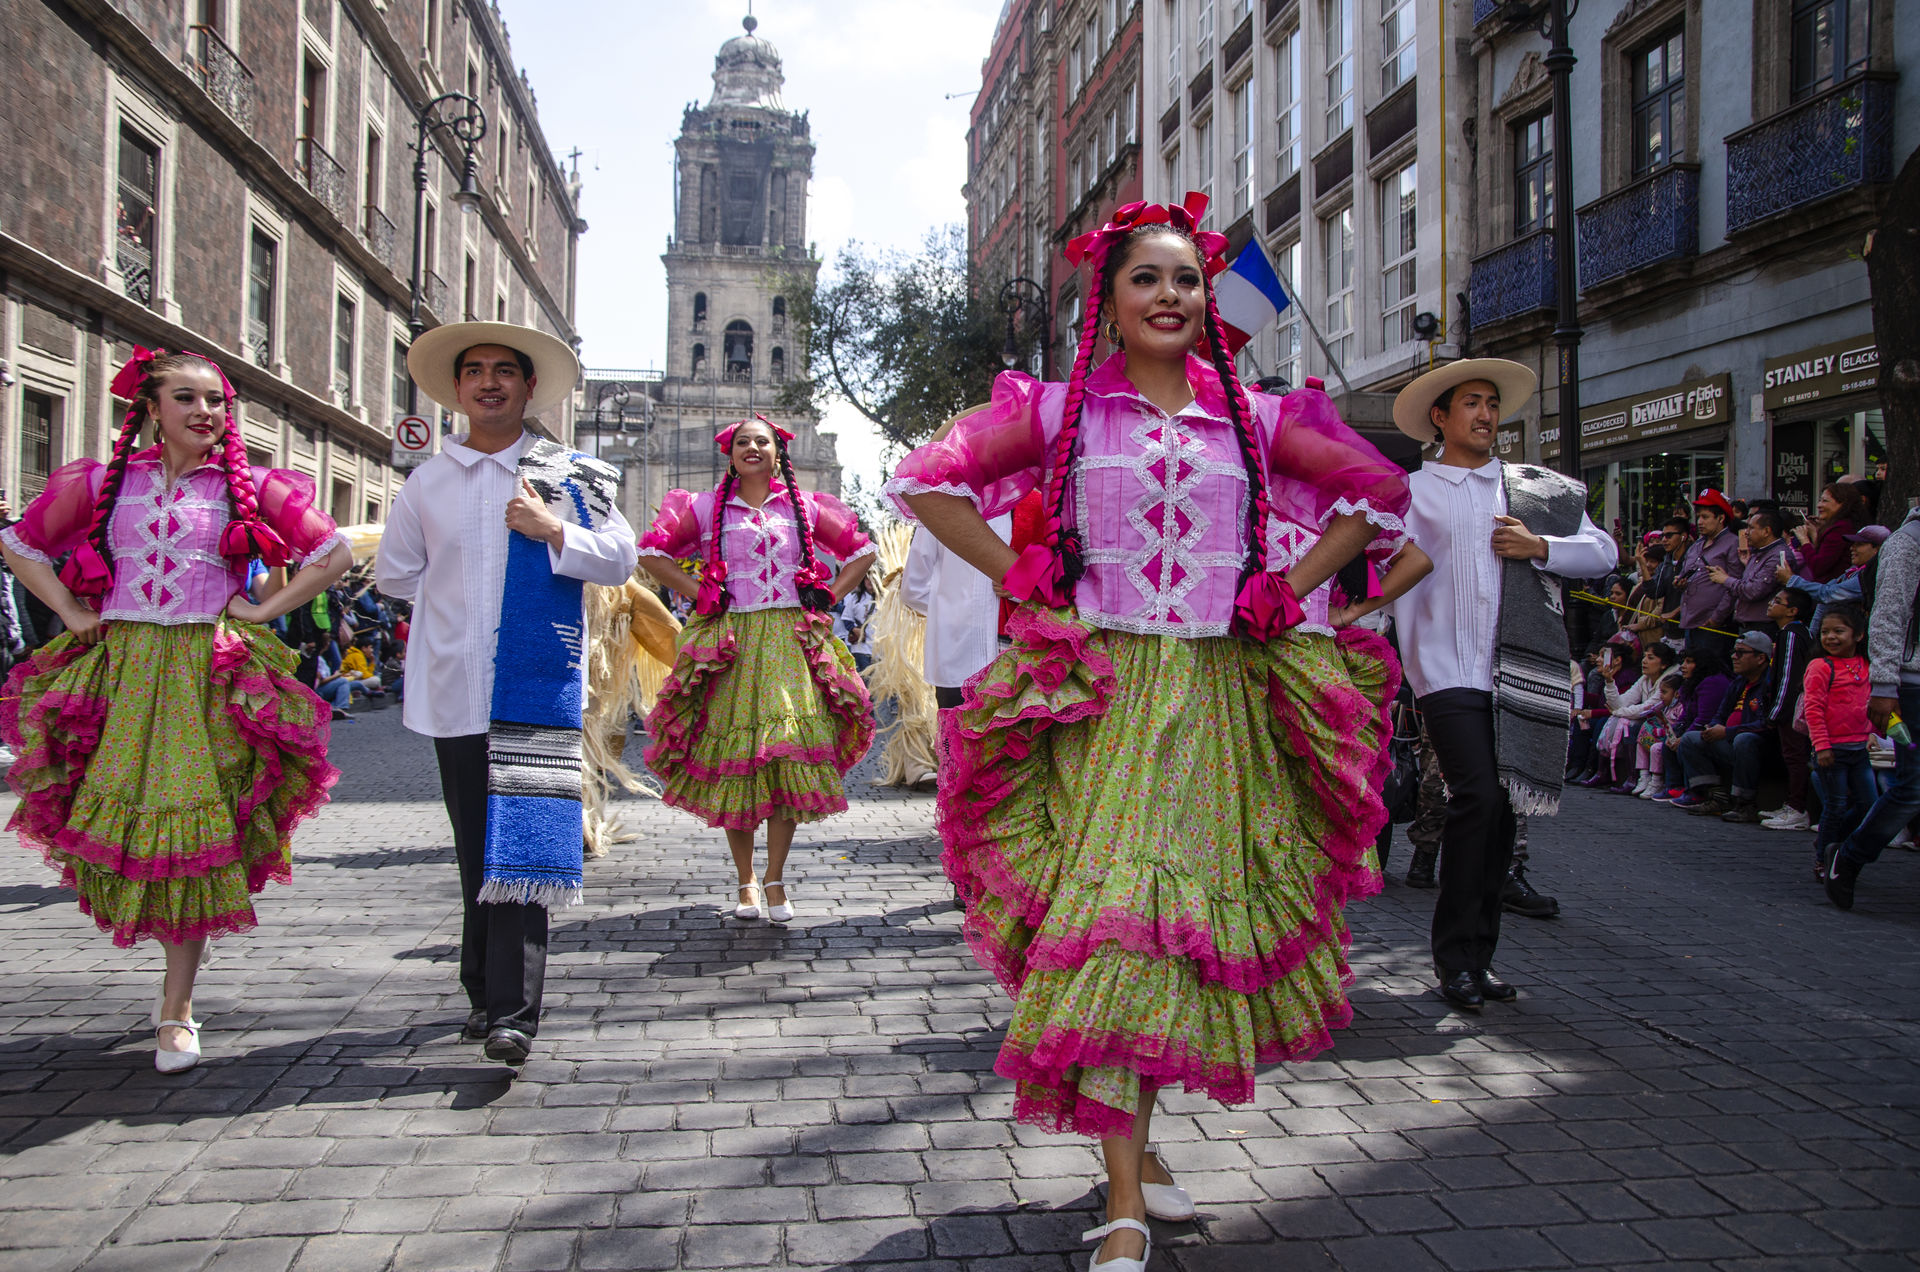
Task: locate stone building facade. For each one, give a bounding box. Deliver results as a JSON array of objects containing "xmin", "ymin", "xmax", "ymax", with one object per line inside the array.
[
  {"xmin": 965, "ymin": 0, "xmax": 1145, "ymax": 380},
  {"xmin": 0, "ymin": 0, "xmax": 583, "ymax": 527},
  {"xmin": 585, "ymin": 16, "xmax": 840, "ymax": 539},
  {"xmin": 1464, "ymin": 0, "xmax": 1917, "ymax": 531}
]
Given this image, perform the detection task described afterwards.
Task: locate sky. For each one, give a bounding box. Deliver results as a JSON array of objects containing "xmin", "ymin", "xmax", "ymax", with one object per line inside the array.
[{"xmin": 504, "ymin": 0, "xmax": 1007, "ymax": 492}]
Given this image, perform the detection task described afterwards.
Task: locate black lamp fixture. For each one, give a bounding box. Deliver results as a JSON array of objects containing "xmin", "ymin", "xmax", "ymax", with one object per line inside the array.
[
  {"xmin": 453, "ymin": 152, "xmax": 485, "ymax": 216},
  {"xmin": 997, "ymin": 276, "xmax": 1051, "ymax": 379},
  {"xmin": 1411, "ymin": 310, "xmax": 1439, "ymax": 342}
]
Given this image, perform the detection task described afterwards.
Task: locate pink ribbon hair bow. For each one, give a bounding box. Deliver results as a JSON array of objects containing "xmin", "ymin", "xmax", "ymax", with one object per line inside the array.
[
  {"xmin": 1063, "ymin": 192, "xmax": 1231, "ymax": 278},
  {"xmin": 714, "ymin": 413, "xmax": 796, "ymax": 452}
]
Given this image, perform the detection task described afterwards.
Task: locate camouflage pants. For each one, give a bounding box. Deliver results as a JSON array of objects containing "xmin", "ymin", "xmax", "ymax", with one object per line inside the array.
[{"xmin": 1406, "ymin": 721, "xmax": 1529, "ymax": 865}]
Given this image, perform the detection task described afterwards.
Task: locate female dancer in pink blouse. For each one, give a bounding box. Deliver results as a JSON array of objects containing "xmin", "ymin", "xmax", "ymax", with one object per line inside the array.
[
  {"xmin": 888, "ymin": 196, "xmax": 1418, "ymax": 1272},
  {"xmin": 639, "ymin": 416, "xmax": 877, "ymax": 923},
  {"xmin": 0, "ymin": 348, "xmax": 351, "ymax": 1072}
]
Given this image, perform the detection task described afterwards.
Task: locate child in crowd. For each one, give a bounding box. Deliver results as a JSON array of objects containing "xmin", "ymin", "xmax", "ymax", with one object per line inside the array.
[
  {"xmin": 1652, "ymin": 649, "xmax": 1731, "ymax": 802},
  {"xmin": 1763, "ymin": 586, "xmax": 1817, "ymax": 831},
  {"xmin": 1600, "ymin": 641, "xmax": 1678, "ymax": 795},
  {"xmin": 1637, "ymin": 672, "xmax": 1687, "ymax": 798},
  {"xmin": 1805, "ymin": 603, "xmax": 1875, "ymax": 880}
]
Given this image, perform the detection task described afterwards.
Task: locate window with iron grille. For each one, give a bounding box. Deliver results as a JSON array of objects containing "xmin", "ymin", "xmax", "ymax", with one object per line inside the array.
[
  {"xmin": 1274, "ymin": 25, "xmax": 1302, "ymax": 182},
  {"xmin": 1379, "ymin": 160, "xmax": 1417, "ymax": 345},
  {"xmin": 1322, "ymin": 0, "xmax": 1353, "ymax": 140},
  {"xmin": 1381, "ymin": 0, "xmax": 1415, "ymax": 93},
  {"xmin": 1513, "ymin": 110, "xmax": 1553, "ymax": 232},
  {"xmin": 1791, "ymin": 0, "xmax": 1871, "ymax": 101},
  {"xmin": 19, "ymin": 391, "xmax": 55, "ymax": 502},
  {"xmin": 1630, "ymin": 27, "xmax": 1685, "ymax": 177},
  {"xmin": 116, "ymin": 124, "xmax": 159, "ymax": 307}
]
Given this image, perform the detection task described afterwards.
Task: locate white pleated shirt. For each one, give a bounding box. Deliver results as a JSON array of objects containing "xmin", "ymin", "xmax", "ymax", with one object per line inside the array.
[
  {"xmin": 900, "ymin": 513, "xmax": 1013, "ymax": 689},
  {"xmin": 375, "ymin": 431, "xmax": 639, "ymax": 738},
  {"xmin": 1389, "ymin": 457, "xmax": 1618, "ymax": 701}
]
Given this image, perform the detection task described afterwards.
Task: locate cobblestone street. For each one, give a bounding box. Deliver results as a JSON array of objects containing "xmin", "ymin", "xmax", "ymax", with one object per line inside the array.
[{"xmin": 0, "ymin": 705, "xmax": 1916, "ymax": 1271}]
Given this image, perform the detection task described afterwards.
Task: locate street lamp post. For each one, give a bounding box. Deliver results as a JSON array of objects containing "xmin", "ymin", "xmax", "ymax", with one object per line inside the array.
[
  {"xmin": 593, "ymin": 381, "xmax": 631, "ymax": 460},
  {"xmin": 1504, "ymin": 0, "xmax": 1582, "ymax": 478},
  {"xmin": 406, "ymin": 92, "xmax": 489, "ymax": 415},
  {"xmin": 998, "ymin": 277, "xmax": 1051, "ymax": 380}
]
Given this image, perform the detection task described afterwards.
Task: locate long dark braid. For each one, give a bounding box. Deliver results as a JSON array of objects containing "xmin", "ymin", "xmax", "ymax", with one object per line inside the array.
[
  {"xmin": 706, "ymin": 465, "xmax": 736, "ymax": 612},
  {"xmin": 776, "ymin": 438, "xmax": 833, "ymax": 612},
  {"xmin": 1200, "ymin": 284, "xmax": 1272, "ymax": 633},
  {"xmin": 1041, "ymin": 249, "xmax": 1110, "ymax": 603}
]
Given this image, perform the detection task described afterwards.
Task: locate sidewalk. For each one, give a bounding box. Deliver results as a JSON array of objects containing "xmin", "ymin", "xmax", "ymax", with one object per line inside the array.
[{"xmin": 0, "ymin": 708, "xmax": 1915, "ymax": 1270}]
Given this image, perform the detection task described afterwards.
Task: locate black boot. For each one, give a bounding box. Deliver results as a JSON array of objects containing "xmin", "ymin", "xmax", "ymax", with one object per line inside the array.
[
  {"xmin": 1502, "ymin": 866, "xmax": 1560, "ymax": 918},
  {"xmin": 1405, "ymin": 847, "xmax": 1438, "ymax": 888}
]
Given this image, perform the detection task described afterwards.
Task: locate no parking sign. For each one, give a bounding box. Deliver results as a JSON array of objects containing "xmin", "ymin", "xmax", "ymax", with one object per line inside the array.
[{"xmin": 391, "ymin": 414, "xmax": 434, "ymax": 469}]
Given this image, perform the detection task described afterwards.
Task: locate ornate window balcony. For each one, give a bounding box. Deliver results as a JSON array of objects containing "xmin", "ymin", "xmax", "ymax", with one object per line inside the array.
[
  {"xmin": 424, "ymin": 269, "xmax": 451, "ymax": 319},
  {"xmin": 361, "ymin": 205, "xmax": 397, "ymax": 274},
  {"xmin": 1726, "ymin": 73, "xmax": 1896, "ymax": 236},
  {"xmin": 1473, "ymin": 0, "xmax": 1502, "ymax": 27},
  {"xmin": 1468, "ymin": 228, "xmax": 1556, "ymax": 330},
  {"xmin": 297, "ymin": 136, "xmax": 351, "ymax": 222},
  {"xmin": 1575, "ymin": 164, "xmax": 1698, "ymax": 290},
  {"xmin": 188, "ymin": 25, "xmax": 255, "ymax": 132}
]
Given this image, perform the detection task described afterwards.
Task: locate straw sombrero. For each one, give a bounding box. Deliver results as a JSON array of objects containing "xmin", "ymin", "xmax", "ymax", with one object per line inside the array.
[
  {"xmin": 406, "ymin": 321, "xmax": 579, "ymax": 414},
  {"xmin": 1390, "ymin": 358, "xmax": 1537, "ymax": 441}
]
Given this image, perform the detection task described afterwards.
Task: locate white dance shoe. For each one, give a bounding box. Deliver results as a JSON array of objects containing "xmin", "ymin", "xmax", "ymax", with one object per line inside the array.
[
  {"xmin": 734, "ymin": 880, "xmax": 762, "ymax": 921},
  {"xmin": 1140, "ymin": 1146, "xmax": 1195, "ymax": 1221},
  {"xmin": 1082, "ymin": 1218, "xmax": 1152, "ymax": 1272},
  {"xmin": 763, "ymin": 879, "xmax": 793, "ymax": 923},
  {"xmin": 154, "ymin": 1019, "xmax": 201, "ymax": 1074}
]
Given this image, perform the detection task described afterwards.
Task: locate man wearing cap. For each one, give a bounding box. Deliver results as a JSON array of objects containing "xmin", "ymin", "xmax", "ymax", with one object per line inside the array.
[
  {"xmin": 1386, "ymin": 360, "xmax": 1617, "ymax": 1011},
  {"xmin": 1675, "ymin": 629, "xmax": 1775, "ymax": 821},
  {"xmin": 1674, "ymin": 490, "xmax": 1741, "ymax": 658},
  {"xmin": 376, "ymin": 324, "xmax": 638, "ymax": 1065}
]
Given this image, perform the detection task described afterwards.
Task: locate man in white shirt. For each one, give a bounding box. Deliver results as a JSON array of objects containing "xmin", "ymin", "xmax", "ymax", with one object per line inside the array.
[
  {"xmin": 901, "ymin": 512, "xmax": 1013, "ymax": 711},
  {"xmin": 1387, "ymin": 360, "xmax": 1617, "ymax": 1011},
  {"xmin": 376, "ymin": 323, "xmax": 637, "ymax": 1063}
]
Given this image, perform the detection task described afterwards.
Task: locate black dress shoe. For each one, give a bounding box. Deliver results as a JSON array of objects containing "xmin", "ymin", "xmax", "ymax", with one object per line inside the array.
[
  {"xmin": 1472, "ymin": 969, "xmax": 1518, "ymax": 1002},
  {"xmin": 1437, "ymin": 970, "xmax": 1483, "ymax": 1010},
  {"xmin": 463, "ymin": 1009, "xmax": 489, "ymax": 1040},
  {"xmin": 1502, "ymin": 868, "xmax": 1560, "ymax": 919},
  {"xmin": 484, "ymin": 1026, "xmax": 532, "ymax": 1064}
]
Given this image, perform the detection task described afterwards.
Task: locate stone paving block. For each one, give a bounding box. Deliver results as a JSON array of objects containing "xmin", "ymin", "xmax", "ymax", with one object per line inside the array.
[
  {"xmin": 781, "ymin": 1218, "xmax": 927, "ymax": 1265},
  {"xmin": 288, "ymin": 1233, "xmax": 401, "ymax": 1271}
]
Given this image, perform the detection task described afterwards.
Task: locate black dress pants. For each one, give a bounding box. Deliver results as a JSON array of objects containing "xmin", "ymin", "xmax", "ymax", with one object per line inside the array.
[
  {"xmin": 1417, "ymin": 689, "xmax": 1516, "ymax": 975},
  {"xmin": 435, "ymin": 734, "xmax": 547, "ymax": 1035}
]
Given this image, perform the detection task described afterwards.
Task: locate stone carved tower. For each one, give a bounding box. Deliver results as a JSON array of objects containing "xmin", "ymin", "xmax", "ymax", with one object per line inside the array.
[{"xmin": 606, "ymin": 15, "xmax": 836, "ymax": 535}]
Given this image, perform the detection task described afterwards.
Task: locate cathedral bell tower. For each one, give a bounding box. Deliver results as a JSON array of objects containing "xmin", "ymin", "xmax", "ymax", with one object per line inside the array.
[{"xmin": 630, "ymin": 14, "xmax": 835, "ymax": 530}]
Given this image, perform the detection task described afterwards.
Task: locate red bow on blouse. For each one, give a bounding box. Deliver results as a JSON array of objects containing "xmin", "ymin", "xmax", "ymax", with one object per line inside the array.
[
  {"xmin": 714, "ymin": 413, "xmax": 796, "ymax": 453},
  {"xmin": 1232, "ymin": 573, "xmax": 1306, "ymax": 642},
  {"xmin": 694, "ymin": 560, "xmax": 729, "ymax": 616},
  {"xmin": 1063, "ymin": 192, "xmax": 1230, "ymax": 277}
]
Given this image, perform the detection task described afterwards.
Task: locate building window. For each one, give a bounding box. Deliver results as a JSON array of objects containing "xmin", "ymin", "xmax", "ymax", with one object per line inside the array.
[
  {"xmin": 1514, "ymin": 110, "xmax": 1554, "ymax": 233},
  {"xmin": 495, "ymin": 114, "xmax": 510, "ymax": 185},
  {"xmin": 1791, "ymin": 0, "xmax": 1872, "ymax": 101},
  {"xmin": 1322, "ymin": 0, "xmax": 1354, "ymax": 141},
  {"xmin": 334, "ymin": 293, "xmax": 356, "ymax": 402},
  {"xmin": 1274, "ymin": 25, "xmax": 1302, "ymax": 182},
  {"xmin": 1321, "ymin": 205, "xmax": 1354, "ymax": 366},
  {"xmin": 1085, "ymin": 14, "xmax": 1099, "ymax": 74},
  {"xmin": 1229, "ymin": 82, "xmax": 1252, "ymax": 217},
  {"xmin": 362, "ymin": 125, "xmax": 383, "ymax": 235},
  {"xmin": 1105, "ymin": 0, "xmax": 1118, "ymax": 45},
  {"xmin": 1381, "ymin": 0, "xmax": 1415, "ymax": 93},
  {"xmin": 771, "ymin": 347, "xmax": 787, "ymax": 382},
  {"xmin": 18, "ymin": 390, "xmax": 55, "ymax": 502},
  {"xmin": 422, "ymin": 0, "xmax": 439, "ymax": 58},
  {"xmin": 723, "ymin": 321, "xmax": 753, "ymax": 382},
  {"xmin": 115, "ymin": 124, "xmax": 160, "ymax": 307},
  {"xmin": 693, "ymin": 292, "xmax": 708, "ymax": 329},
  {"xmin": 1273, "ymin": 240, "xmax": 1303, "ymax": 388},
  {"xmin": 1229, "ymin": 0, "xmax": 1251, "ymax": 24},
  {"xmin": 1166, "ymin": 0, "xmax": 1182, "ymax": 97},
  {"xmin": 300, "ymin": 54, "xmax": 326, "ymax": 152},
  {"xmin": 1105, "ymin": 110, "xmax": 1119, "ymax": 169},
  {"xmin": 525, "ymin": 178, "xmax": 536, "ymax": 234},
  {"xmin": 1379, "ymin": 161, "xmax": 1417, "ymax": 346},
  {"xmin": 691, "ymin": 342, "xmax": 706, "ymax": 377},
  {"xmin": 1072, "ymin": 38, "xmax": 1085, "ymax": 96},
  {"xmin": 247, "ymin": 228, "xmax": 276, "ymax": 368},
  {"xmin": 392, "ymin": 338, "xmax": 410, "ymax": 414},
  {"xmin": 1072, "ymin": 152, "xmax": 1084, "ymax": 197},
  {"xmin": 1197, "ymin": 0, "xmax": 1214, "ymax": 66},
  {"xmin": 772, "ymin": 295, "xmax": 787, "ymax": 332},
  {"xmin": 495, "ymin": 294, "xmax": 506, "ymax": 321},
  {"xmin": 1124, "ymin": 82, "xmax": 1138, "ymax": 144},
  {"xmin": 1630, "ymin": 27, "xmax": 1685, "ymax": 177},
  {"xmin": 1195, "ymin": 114, "xmax": 1214, "ymax": 209},
  {"xmin": 1164, "ymin": 146, "xmax": 1179, "ymax": 197}
]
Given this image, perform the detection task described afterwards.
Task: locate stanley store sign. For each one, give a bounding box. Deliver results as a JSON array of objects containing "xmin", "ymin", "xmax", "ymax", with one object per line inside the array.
[
  {"xmin": 1763, "ymin": 335, "xmax": 1879, "ymax": 410},
  {"xmin": 1543, "ymin": 373, "xmax": 1732, "ymax": 462}
]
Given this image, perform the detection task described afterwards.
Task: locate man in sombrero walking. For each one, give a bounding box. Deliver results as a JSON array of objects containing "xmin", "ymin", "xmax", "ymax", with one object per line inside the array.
[
  {"xmin": 1387, "ymin": 360, "xmax": 1616, "ymax": 1010},
  {"xmin": 377, "ymin": 323, "xmax": 637, "ymax": 1064}
]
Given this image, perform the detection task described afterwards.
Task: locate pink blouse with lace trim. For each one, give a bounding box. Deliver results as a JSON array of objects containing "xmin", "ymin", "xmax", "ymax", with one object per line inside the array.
[
  {"xmin": 639, "ymin": 483, "xmax": 877, "ymax": 612},
  {"xmin": 0, "ymin": 451, "xmax": 346, "ymax": 625},
  {"xmin": 883, "ymin": 354, "xmax": 1410, "ymax": 637}
]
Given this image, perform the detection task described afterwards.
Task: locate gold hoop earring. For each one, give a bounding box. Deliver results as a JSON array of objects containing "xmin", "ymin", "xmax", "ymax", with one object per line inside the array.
[{"xmin": 1103, "ymin": 320, "xmax": 1121, "ymax": 345}]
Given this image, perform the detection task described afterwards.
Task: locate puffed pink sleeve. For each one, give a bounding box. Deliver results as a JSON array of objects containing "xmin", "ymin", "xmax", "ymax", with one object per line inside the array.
[
  {"xmin": 884, "ymin": 371, "xmax": 1063, "ymax": 521},
  {"xmin": 1259, "ymin": 385, "xmax": 1411, "ymax": 563},
  {"xmin": 639, "ymin": 488, "xmax": 709, "ymax": 561},
  {"xmin": 0, "ymin": 460, "xmax": 107, "ymax": 563},
  {"xmin": 805, "ymin": 492, "xmax": 877, "ymax": 563},
  {"xmin": 253, "ymin": 468, "xmax": 347, "ymax": 568}
]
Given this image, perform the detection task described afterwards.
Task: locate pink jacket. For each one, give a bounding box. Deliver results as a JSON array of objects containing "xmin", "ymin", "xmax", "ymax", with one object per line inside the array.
[
  {"xmin": 1802, "ymin": 654, "xmax": 1872, "ymax": 750},
  {"xmin": 639, "ymin": 483, "xmax": 876, "ymax": 611},
  {"xmin": 884, "ymin": 354, "xmax": 1409, "ymax": 637},
  {"xmin": 0, "ymin": 451, "xmax": 343, "ymax": 625}
]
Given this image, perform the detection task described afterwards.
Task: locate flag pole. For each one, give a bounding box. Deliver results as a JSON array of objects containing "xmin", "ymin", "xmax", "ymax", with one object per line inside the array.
[{"xmin": 1273, "ymin": 263, "xmax": 1354, "ymax": 398}]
